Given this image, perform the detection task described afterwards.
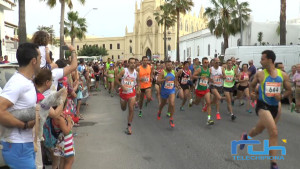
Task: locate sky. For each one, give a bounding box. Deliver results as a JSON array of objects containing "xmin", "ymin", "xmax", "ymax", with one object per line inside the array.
[{"xmin": 4, "ymin": 0, "xmax": 300, "ymax": 37}]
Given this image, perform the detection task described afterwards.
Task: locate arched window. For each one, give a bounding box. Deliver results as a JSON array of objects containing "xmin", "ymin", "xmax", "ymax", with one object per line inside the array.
[
  {"xmin": 208, "ymin": 44, "xmax": 210, "ymax": 56},
  {"xmin": 197, "ymin": 46, "xmax": 199, "ymax": 56},
  {"xmin": 130, "ymin": 46, "xmax": 132, "ymax": 53},
  {"xmin": 168, "ymin": 45, "xmax": 171, "ymax": 51}
]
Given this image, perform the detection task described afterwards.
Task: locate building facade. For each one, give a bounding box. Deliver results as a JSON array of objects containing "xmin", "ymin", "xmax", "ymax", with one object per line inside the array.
[
  {"xmin": 66, "ymin": 0, "xmax": 207, "ymax": 61},
  {"xmin": 179, "ymin": 19, "xmax": 300, "ymax": 62}
]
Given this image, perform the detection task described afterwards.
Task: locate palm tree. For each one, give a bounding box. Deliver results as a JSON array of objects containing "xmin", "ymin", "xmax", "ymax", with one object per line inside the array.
[
  {"xmin": 43, "ymin": 0, "xmax": 85, "ymax": 59},
  {"xmin": 37, "ymin": 25, "xmax": 56, "ymax": 45},
  {"xmin": 280, "ymin": 0, "xmax": 286, "ymax": 45},
  {"xmin": 17, "ymin": 0, "xmax": 27, "ymax": 44},
  {"xmin": 204, "ymin": 0, "xmax": 251, "ymax": 50},
  {"xmin": 257, "ymin": 32, "xmax": 263, "ymax": 45},
  {"xmin": 64, "ymin": 11, "xmax": 87, "ymax": 47},
  {"xmin": 169, "ymin": 0, "xmax": 194, "ymax": 62},
  {"xmin": 154, "ymin": 3, "xmax": 176, "ymax": 61}
]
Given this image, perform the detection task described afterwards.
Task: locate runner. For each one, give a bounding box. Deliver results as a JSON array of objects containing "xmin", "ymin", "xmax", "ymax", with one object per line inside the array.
[
  {"xmin": 156, "ymin": 60, "xmax": 178, "ymax": 128},
  {"xmin": 154, "ymin": 61, "xmax": 164, "ymax": 106},
  {"xmin": 115, "ymin": 62, "xmax": 124, "ymax": 94},
  {"xmin": 209, "ymin": 58, "xmax": 224, "ymax": 120},
  {"xmin": 288, "ymin": 65, "xmax": 296, "ymax": 112},
  {"xmin": 116, "ymin": 58, "xmax": 139, "ymax": 135},
  {"xmin": 236, "ymin": 64, "xmax": 251, "ymax": 113},
  {"xmin": 137, "ymin": 56, "xmax": 153, "ymax": 117},
  {"xmin": 240, "ymin": 50, "xmax": 291, "ymax": 169},
  {"xmin": 177, "ymin": 61, "xmax": 191, "ymax": 111},
  {"xmin": 223, "ymin": 59, "xmax": 237, "ymax": 121},
  {"xmin": 189, "ymin": 57, "xmax": 214, "ymax": 125},
  {"xmin": 106, "ymin": 64, "xmax": 115, "ymax": 97}
]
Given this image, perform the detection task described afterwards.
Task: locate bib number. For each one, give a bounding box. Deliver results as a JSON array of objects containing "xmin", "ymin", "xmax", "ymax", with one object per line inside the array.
[
  {"xmin": 164, "ymin": 81, "xmax": 174, "ymax": 89},
  {"xmin": 265, "ymin": 82, "xmax": 281, "ymax": 97},
  {"xmin": 213, "ymin": 75, "xmax": 223, "ymax": 85},
  {"xmin": 108, "ymin": 74, "xmax": 114, "ymax": 78},
  {"xmin": 123, "ymin": 78, "xmax": 135, "ymax": 93},
  {"xmin": 225, "ymin": 75, "xmax": 234, "ymax": 83},
  {"xmin": 199, "ymin": 77, "xmax": 208, "ymax": 86},
  {"xmin": 141, "ymin": 76, "xmax": 150, "ymax": 82},
  {"xmin": 181, "ymin": 78, "xmax": 188, "ymax": 85}
]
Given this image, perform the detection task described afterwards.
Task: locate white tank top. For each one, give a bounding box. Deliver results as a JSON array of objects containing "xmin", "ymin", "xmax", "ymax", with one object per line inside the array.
[
  {"xmin": 210, "ymin": 66, "xmax": 223, "ymax": 87},
  {"xmin": 121, "ymin": 68, "xmax": 137, "ymax": 94}
]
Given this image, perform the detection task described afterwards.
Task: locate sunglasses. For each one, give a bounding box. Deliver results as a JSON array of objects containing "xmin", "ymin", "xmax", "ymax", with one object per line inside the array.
[{"xmin": 204, "ymin": 62, "xmax": 209, "ymax": 64}]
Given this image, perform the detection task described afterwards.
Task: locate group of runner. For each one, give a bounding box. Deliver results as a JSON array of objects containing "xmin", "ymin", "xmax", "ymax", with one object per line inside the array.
[{"xmin": 93, "ymin": 49, "xmax": 300, "ymax": 169}]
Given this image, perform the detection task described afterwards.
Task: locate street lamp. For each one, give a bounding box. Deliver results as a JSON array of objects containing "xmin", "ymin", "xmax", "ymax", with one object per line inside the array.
[
  {"xmin": 84, "ymin": 8, "xmax": 98, "ymax": 17},
  {"xmin": 236, "ymin": 0, "xmax": 243, "ymax": 46}
]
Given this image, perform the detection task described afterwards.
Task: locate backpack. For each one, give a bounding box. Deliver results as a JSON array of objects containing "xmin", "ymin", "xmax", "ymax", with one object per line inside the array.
[{"xmin": 43, "ymin": 118, "xmax": 60, "ymax": 148}]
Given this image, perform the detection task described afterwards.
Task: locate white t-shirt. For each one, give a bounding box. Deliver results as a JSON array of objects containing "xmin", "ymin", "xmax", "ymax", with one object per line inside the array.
[
  {"xmin": 39, "ymin": 46, "xmax": 46, "ymax": 68},
  {"xmin": 43, "ymin": 68, "xmax": 64, "ymax": 97},
  {"xmin": 0, "ymin": 72, "xmax": 37, "ymax": 143}
]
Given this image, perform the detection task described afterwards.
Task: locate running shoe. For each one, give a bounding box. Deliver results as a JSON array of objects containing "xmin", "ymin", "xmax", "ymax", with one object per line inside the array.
[
  {"xmin": 247, "ymin": 109, "xmax": 252, "ymax": 113},
  {"xmin": 202, "ymin": 104, "xmax": 208, "ymax": 112},
  {"xmin": 166, "ymin": 112, "xmax": 171, "ymax": 117},
  {"xmin": 240, "ymin": 101, "xmax": 244, "ymax": 106},
  {"xmin": 125, "ymin": 126, "xmax": 132, "ymax": 135},
  {"xmin": 231, "ymin": 114, "xmax": 236, "ymax": 121},
  {"xmin": 138, "ymin": 111, "xmax": 142, "ymax": 117},
  {"xmin": 189, "ymin": 99, "xmax": 193, "ymax": 107},
  {"xmin": 111, "ymin": 93, "xmax": 114, "ymax": 97},
  {"xmin": 216, "ymin": 113, "xmax": 221, "ymax": 120},
  {"xmin": 169, "ymin": 119, "xmax": 175, "ymax": 128},
  {"xmin": 180, "ymin": 107, "xmax": 184, "ymax": 111},
  {"xmin": 291, "ymin": 103, "xmax": 295, "ymax": 113},
  {"xmin": 239, "ymin": 132, "xmax": 248, "ymax": 150},
  {"xmin": 157, "ymin": 111, "xmax": 161, "ymax": 120},
  {"xmin": 207, "ymin": 119, "xmax": 214, "ymax": 125}
]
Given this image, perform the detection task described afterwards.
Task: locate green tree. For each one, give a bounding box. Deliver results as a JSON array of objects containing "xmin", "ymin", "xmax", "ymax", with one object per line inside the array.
[
  {"xmin": 169, "ymin": 0, "xmax": 194, "ymax": 62},
  {"xmin": 257, "ymin": 32, "xmax": 263, "ymax": 45},
  {"xmin": 64, "ymin": 11, "xmax": 87, "ymax": 47},
  {"xmin": 43, "ymin": 0, "xmax": 85, "ymax": 59},
  {"xmin": 280, "ymin": 0, "xmax": 286, "ymax": 45},
  {"xmin": 204, "ymin": 0, "xmax": 251, "ymax": 50},
  {"xmin": 154, "ymin": 3, "xmax": 176, "ymax": 61},
  {"xmin": 37, "ymin": 25, "xmax": 57, "ymax": 45},
  {"xmin": 78, "ymin": 45, "xmax": 109, "ymax": 56}
]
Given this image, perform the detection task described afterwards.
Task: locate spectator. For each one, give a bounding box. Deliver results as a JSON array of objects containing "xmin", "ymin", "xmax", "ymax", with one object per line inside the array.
[
  {"xmin": 248, "ymin": 60, "xmax": 256, "ymax": 81},
  {"xmin": 32, "ymin": 31, "xmax": 51, "ymax": 68},
  {"xmin": 0, "ymin": 43, "xmax": 40, "ymax": 168},
  {"xmin": 0, "ymin": 56, "xmax": 4, "ymax": 64},
  {"xmin": 3, "ymin": 55, "xmax": 10, "ymax": 63}
]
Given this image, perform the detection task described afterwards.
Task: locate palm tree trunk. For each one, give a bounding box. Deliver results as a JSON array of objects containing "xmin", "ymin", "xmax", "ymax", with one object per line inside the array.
[
  {"xmin": 223, "ymin": 32, "xmax": 229, "ymax": 50},
  {"xmin": 164, "ymin": 23, "xmax": 167, "ymax": 61},
  {"xmin": 59, "ymin": 0, "xmax": 65, "ymax": 59},
  {"xmin": 18, "ymin": 0, "xmax": 27, "ymax": 44},
  {"xmin": 176, "ymin": 9, "xmax": 180, "ymax": 62},
  {"xmin": 71, "ymin": 37, "xmax": 75, "ymax": 47},
  {"xmin": 280, "ymin": 0, "xmax": 286, "ymax": 45}
]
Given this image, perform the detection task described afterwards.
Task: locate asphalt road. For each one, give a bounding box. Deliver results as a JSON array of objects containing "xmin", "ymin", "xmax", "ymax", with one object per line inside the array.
[{"xmin": 48, "ymin": 86, "xmax": 300, "ymax": 169}]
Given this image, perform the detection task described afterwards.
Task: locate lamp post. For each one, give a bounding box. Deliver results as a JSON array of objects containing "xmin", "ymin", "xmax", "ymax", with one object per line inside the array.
[
  {"xmin": 236, "ymin": 0, "xmax": 243, "ymax": 46},
  {"xmin": 84, "ymin": 8, "xmax": 98, "ymax": 17}
]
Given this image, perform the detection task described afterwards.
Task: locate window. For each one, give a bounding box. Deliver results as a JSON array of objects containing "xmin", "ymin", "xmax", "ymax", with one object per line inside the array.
[
  {"xmin": 117, "ymin": 43, "xmax": 120, "ymax": 49},
  {"xmin": 118, "ymin": 55, "xmax": 120, "ymax": 59},
  {"xmin": 197, "ymin": 46, "xmax": 199, "ymax": 56},
  {"xmin": 130, "ymin": 46, "xmax": 132, "ymax": 53},
  {"xmin": 110, "ymin": 44, "xmax": 112, "ymax": 50},
  {"xmin": 168, "ymin": 45, "xmax": 171, "ymax": 51},
  {"xmin": 208, "ymin": 44, "xmax": 210, "ymax": 56},
  {"xmin": 112, "ymin": 55, "xmax": 114, "ymax": 60},
  {"xmin": 103, "ymin": 44, "xmax": 105, "ymax": 48},
  {"xmin": 77, "ymin": 45, "xmax": 79, "ymax": 50}
]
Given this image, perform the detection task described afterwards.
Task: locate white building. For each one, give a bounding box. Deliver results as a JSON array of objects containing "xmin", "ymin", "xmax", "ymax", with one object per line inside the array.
[
  {"xmin": 179, "ymin": 19, "xmax": 300, "ymax": 62},
  {"xmin": 0, "ymin": 0, "xmax": 17, "ymax": 61}
]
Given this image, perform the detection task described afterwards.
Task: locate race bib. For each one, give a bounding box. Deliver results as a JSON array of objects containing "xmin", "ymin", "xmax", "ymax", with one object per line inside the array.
[
  {"xmin": 123, "ymin": 78, "xmax": 135, "ymax": 93},
  {"xmin": 141, "ymin": 76, "xmax": 150, "ymax": 82},
  {"xmin": 243, "ymin": 74, "xmax": 249, "ymax": 80},
  {"xmin": 225, "ymin": 75, "xmax": 234, "ymax": 83},
  {"xmin": 164, "ymin": 81, "xmax": 174, "ymax": 89},
  {"xmin": 213, "ymin": 76, "xmax": 223, "ymax": 85},
  {"xmin": 181, "ymin": 77, "xmax": 188, "ymax": 85},
  {"xmin": 108, "ymin": 74, "xmax": 114, "ymax": 78},
  {"xmin": 265, "ymin": 82, "xmax": 281, "ymax": 97},
  {"xmin": 199, "ymin": 77, "xmax": 208, "ymax": 86}
]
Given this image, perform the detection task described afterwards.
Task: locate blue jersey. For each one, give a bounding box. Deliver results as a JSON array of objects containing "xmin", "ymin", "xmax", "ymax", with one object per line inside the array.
[
  {"xmin": 189, "ymin": 64, "xmax": 194, "ymax": 74},
  {"xmin": 259, "ymin": 69, "xmax": 283, "ymax": 106},
  {"xmin": 161, "ymin": 70, "xmax": 176, "ymax": 94}
]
